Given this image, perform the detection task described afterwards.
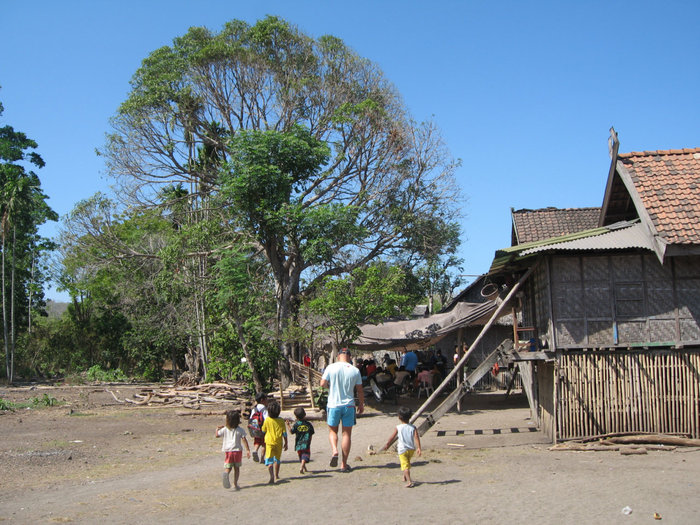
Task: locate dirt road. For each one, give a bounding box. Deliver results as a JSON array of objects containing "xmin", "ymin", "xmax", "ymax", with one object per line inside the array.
[{"xmin": 1, "ymin": 384, "xmax": 698, "ymax": 524}]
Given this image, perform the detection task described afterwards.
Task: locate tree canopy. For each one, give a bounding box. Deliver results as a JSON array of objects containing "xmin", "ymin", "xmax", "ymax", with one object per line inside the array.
[
  {"xmin": 56, "ymin": 16, "xmax": 465, "ymax": 384},
  {"xmin": 0, "ymin": 99, "xmax": 57, "ymax": 382}
]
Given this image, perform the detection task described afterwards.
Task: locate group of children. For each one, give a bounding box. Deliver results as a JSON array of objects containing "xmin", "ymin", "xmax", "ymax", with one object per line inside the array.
[
  {"xmin": 216, "ymin": 393, "xmax": 314, "ymax": 487},
  {"xmin": 215, "ymin": 392, "xmax": 422, "ymax": 489}
]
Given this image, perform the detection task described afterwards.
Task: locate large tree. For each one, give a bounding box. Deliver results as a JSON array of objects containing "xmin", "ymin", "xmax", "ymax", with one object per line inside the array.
[
  {"xmin": 103, "ymin": 16, "xmax": 462, "ymax": 383},
  {"xmin": 0, "ymin": 99, "xmax": 57, "ymax": 382}
]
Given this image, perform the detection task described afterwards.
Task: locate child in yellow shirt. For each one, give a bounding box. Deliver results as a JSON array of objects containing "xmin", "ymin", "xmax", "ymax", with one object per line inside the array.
[{"xmin": 261, "ymin": 400, "xmax": 288, "ymax": 484}]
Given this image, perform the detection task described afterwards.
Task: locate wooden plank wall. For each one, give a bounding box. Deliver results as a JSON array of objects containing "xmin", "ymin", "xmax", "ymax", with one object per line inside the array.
[
  {"xmin": 537, "ymin": 361, "xmax": 554, "ymax": 440},
  {"xmin": 557, "ymin": 350, "xmax": 700, "ymax": 440}
]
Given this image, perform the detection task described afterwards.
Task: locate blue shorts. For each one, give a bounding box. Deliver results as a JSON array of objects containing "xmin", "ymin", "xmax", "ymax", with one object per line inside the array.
[{"xmin": 327, "ymin": 405, "xmax": 356, "ymax": 428}]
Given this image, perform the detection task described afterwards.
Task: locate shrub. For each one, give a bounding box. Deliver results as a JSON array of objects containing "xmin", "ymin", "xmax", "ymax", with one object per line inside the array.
[
  {"xmin": 86, "ymin": 365, "xmax": 127, "ymax": 382},
  {"xmin": 0, "ymin": 398, "xmax": 15, "ymax": 411},
  {"xmin": 30, "ymin": 393, "xmax": 60, "ymax": 407}
]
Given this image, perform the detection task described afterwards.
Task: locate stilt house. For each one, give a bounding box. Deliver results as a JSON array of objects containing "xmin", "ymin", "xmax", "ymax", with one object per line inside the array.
[{"xmin": 489, "ymin": 131, "xmax": 700, "ymax": 441}]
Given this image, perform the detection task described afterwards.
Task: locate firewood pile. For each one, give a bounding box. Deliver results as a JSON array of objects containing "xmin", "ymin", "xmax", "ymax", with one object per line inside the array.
[
  {"xmin": 549, "ymin": 433, "xmax": 700, "ymax": 454},
  {"xmin": 107, "ymin": 382, "xmax": 254, "ymax": 412}
]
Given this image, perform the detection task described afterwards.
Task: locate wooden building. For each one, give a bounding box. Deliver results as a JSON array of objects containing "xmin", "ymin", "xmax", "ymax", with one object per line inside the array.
[{"xmin": 489, "ymin": 132, "xmax": 700, "ymax": 441}]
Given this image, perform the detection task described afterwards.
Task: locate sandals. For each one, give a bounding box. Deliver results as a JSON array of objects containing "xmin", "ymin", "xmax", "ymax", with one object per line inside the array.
[
  {"xmin": 329, "ymin": 455, "xmax": 339, "ymax": 467},
  {"xmin": 339, "ymin": 465, "xmax": 352, "ymax": 473}
]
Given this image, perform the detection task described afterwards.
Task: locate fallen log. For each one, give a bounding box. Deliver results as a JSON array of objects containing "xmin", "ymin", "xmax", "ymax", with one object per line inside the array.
[
  {"xmin": 106, "ymin": 389, "xmax": 125, "ymax": 404},
  {"xmin": 600, "ymin": 435, "xmax": 700, "ymax": 447},
  {"xmin": 620, "ymin": 446, "xmax": 648, "ymax": 455},
  {"xmin": 124, "ymin": 392, "xmax": 153, "ymax": 405},
  {"xmin": 549, "ymin": 443, "xmax": 620, "ymax": 452}
]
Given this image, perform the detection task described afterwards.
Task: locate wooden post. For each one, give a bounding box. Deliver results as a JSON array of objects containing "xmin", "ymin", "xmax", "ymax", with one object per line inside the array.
[
  {"xmin": 308, "ymin": 367, "xmax": 316, "ymax": 409},
  {"xmin": 512, "ymin": 306, "xmax": 519, "ymax": 349},
  {"xmin": 456, "ymin": 327, "xmax": 464, "ymax": 413}
]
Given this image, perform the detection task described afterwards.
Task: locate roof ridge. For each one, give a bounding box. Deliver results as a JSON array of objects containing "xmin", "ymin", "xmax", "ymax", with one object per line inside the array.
[
  {"xmin": 512, "ymin": 206, "xmax": 600, "ymax": 214},
  {"xmin": 619, "ymin": 147, "xmax": 700, "ymax": 158}
]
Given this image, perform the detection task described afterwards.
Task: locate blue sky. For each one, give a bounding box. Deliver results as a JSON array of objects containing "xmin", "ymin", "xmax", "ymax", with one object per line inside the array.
[{"xmin": 2, "ymin": 1, "xmax": 699, "ymax": 301}]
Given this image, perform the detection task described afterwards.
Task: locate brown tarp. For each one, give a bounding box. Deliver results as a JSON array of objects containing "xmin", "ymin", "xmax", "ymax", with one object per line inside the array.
[{"xmin": 351, "ymin": 301, "xmax": 500, "ymax": 352}]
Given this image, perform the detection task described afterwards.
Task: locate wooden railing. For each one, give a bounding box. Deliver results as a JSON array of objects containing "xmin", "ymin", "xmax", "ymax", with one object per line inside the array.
[
  {"xmin": 277, "ymin": 360, "xmax": 324, "ymax": 412},
  {"xmin": 289, "ymin": 359, "xmax": 323, "ymax": 387}
]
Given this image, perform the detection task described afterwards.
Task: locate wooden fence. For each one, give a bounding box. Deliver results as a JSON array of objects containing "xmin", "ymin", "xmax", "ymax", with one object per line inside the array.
[{"xmin": 557, "ymin": 350, "xmax": 700, "ymax": 440}]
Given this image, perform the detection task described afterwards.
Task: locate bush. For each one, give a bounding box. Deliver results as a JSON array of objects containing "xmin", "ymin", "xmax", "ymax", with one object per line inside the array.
[
  {"xmin": 313, "ymin": 387, "xmax": 328, "ymax": 410},
  {"xmin": 208, "ymin": 322, "xmax": 280, "ymax": 391},
  {"xmin": 1, "ymin": 394, "xmax": 61, "ymax": 410},
  {"xmin": 30, "ymin": 393, "xmax": 60, "ymax": 407},
  {"xmin": 86, "ymin": 365, "xmax": 127, "ymax": 382}
]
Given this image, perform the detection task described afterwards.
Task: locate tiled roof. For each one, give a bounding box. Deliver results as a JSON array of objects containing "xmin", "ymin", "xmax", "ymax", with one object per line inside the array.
[
  {"xmin": 619, "ymin": 148, "xmax": 700, "ymax": 244},
  {"xmin": 511, "ymin": 207, "xmax": 601, "ymax": 245}
]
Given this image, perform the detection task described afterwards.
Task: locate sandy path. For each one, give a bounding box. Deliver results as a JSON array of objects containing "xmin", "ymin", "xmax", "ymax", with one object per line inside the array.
[{"xmin": 1, "ymin": 391, "xmax": 699, "ymax": 524}]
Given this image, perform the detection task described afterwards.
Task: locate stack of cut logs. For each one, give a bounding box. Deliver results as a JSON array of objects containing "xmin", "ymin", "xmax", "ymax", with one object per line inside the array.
[{"xmin": 107, "ymin": 382, "xmax": 254, "ymax": 414}]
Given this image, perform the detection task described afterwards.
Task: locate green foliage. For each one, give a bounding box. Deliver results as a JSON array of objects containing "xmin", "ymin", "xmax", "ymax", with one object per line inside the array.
[
  {"xmin": 313, "ymin": 387, "xmax": 328, "ymax": 410},
  {"xmin": 57, "ymin": 16, "xmax": 463, "ymax": 387},
  {"xmin": 307, "ymin": 261, "xmax": 420, "ymax": 348},
  {"xmin": 407, "ymin": 218, "xmax": 464, "ymax": 310},
  {"xmin": 220, "ymin": 125, "xmax": 331, "ymax": 236},
  {"xmin": 30, "ymin": 393, "xmax": 60, "ymax": 407},
  {"xmin": 208, "ymin": 321, "xmax": 279, "ymax": 391},
  {"xmin": 85, "ymin": 365, "xmax": 127, "ymax": 383},
  {"xmin": 0, "ymin": 393, "xmax": 61, "ymax": 410},
  {"xmin": 0, "ymin": 99, "xmax": 57, "ymax": 382}
]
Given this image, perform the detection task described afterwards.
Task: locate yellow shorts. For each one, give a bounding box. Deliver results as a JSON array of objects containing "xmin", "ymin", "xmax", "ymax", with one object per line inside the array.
[
  {"xmin": 399, "ymin": 449, "xmax": 414, "ymax": 471},
  {"xmin": 265, "ymin": 443, "xmax": 283, "ymax": 465}
]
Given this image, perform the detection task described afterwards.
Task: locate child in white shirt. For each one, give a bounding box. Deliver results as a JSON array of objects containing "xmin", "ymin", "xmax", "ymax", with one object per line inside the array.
[
  {"xmin": 216, "ymin": 410, "xmax": 251, "ymax": 489},
  {"xmin": 381, "ymin": 406, "xmax": 422, "ymax": 487}
]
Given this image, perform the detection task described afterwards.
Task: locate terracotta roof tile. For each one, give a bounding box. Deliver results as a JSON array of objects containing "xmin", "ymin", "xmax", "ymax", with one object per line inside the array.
[
  {"xmin": 511, "ymin": 207, "xmax": 601, "ymax": 245},
  {"xmin": 619, "ymin": 148, "xmax": 700, "ymax": 244}
]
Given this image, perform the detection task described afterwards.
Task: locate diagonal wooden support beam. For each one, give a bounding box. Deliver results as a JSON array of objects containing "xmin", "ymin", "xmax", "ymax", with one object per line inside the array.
[
  {"xmin": 414, "ymin": 339, "xmax": 513, "ymax": 437},
  {"xmin": 409, "ymin": 262, "xmax": 539, "ymax": 428}
]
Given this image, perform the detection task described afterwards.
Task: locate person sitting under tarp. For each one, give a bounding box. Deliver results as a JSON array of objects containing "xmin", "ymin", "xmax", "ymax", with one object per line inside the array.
[
  {"xmin": 416, "ymin": 366, "xmax": 434, "ymax": 389},
  {"xmin": 386, "ymin": 359, "xmax": 398, "ymax": 377},
  {"xmin": 394, "ymin": 366, "xmax": 412, "ymax": 394},
  {"xmin": 400, "ymin": 349, "xmax": 418, "ymax": 377},
  {"xmin": 365, "ymin": 359, "xmax": 377, "ymax": 377}
]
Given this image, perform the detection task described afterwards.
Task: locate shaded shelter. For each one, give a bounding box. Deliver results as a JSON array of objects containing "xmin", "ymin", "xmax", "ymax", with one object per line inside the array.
[{"xmin": 352, "ymin": 301, "xmax": 500, "ymax": 352}]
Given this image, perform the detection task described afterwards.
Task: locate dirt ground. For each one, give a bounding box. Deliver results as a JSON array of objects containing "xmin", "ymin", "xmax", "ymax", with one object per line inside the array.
[{"xmin": 1, "ymin": 383, "xmax": 699, "ymax": 524}]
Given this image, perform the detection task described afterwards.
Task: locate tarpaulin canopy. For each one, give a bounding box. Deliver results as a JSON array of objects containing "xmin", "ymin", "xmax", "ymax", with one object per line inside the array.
[{"xmin": 351, "ymin": 301, "xmax": 500, "ymax": 352}]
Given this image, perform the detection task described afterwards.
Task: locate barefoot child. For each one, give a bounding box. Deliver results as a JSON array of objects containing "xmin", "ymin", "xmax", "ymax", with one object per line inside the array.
[
  {"xmin": 261, "ymin": 400, "xmax": 288, "ymax": 484},
  {"xmin": 381, "ymin": 406, "xmax": 422, "ymax": 487},
  {"xmin": 287, "ymin": 407, "xmax": 315, "ymax": 474},
  {"xmin": 216, "ymin": 410, "xmax": 251, "ymax": 490},
  {"xmin": 248, "ymin": 392, "xmax": 268, "ymax": 463}
]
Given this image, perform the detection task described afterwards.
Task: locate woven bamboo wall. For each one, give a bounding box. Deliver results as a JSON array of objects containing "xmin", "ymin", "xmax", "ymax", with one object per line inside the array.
[
  {"xmin": 547, "ymin": 254, "xmax": 700, "ymax": 349},
  {"xmin": 556, "ymin": 350, "xmax": 700, "ymax": 440}
]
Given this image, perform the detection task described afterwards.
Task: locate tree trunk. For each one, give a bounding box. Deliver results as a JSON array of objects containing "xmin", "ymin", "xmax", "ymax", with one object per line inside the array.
[
  {"xmin": 1, "ymin": 235, "xmax": 8, "ymax": 382},
  {"xmin": 194, "ymin": 287, "xmax": 208, "ymax": 380},
  {"xmin": 275, "ymin": 266, "xmax": 301, "ymax": 388},
  {"xmin": 230, "ymin": 318, "xmax": 264, "ymax": 393},
  {"xmin": 27, "ymin": 250, "xmax": 35, "ymax": 334},
  {"xmin": 10, "ymin": 226, "xmax": 16, "ymax": 383}
]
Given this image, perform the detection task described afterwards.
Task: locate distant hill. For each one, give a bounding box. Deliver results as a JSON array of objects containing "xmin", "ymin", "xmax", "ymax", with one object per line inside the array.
[{"xmin": 45, "ymin": 300, "xmax": 69, "ymax": 318}]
